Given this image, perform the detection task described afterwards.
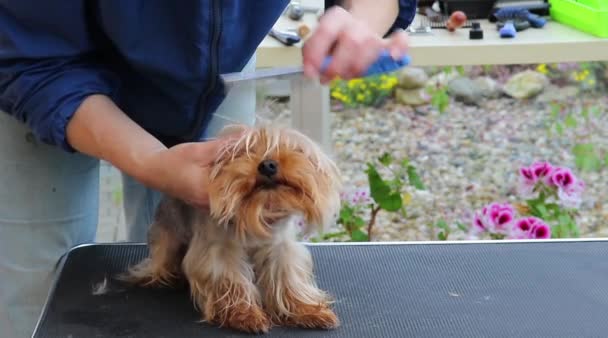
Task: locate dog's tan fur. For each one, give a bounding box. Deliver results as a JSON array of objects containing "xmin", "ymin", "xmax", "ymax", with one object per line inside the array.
[{"xmin": 119, "ymin": 125, "xmax": 342, "ymax": 333}]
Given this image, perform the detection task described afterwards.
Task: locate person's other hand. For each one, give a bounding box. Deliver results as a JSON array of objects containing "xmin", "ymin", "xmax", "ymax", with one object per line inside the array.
[
  {"xmin": 302, "ymin": 6, "xmax": 409, "ymax": 84},
  {"xmin": 141, "ymin": 129, "xmax": 244, "ymax": 209}
]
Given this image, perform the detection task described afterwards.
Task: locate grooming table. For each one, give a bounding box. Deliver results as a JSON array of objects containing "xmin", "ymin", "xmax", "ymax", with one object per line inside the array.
[{"xmin": 33, "ymin": 239, "xmax": 608, "ymax": 337}]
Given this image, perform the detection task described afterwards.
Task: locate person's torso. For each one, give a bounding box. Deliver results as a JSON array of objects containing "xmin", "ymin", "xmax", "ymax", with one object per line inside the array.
[{"xmin": 89, "ymin": 0, "xmax": 289, "ymax": 145}]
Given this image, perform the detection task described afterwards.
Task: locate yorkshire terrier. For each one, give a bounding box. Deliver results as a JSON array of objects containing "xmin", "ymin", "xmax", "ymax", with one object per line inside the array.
[{"xmin": 119, "ymin": 124, "xmax": 343, "ymax": 333}]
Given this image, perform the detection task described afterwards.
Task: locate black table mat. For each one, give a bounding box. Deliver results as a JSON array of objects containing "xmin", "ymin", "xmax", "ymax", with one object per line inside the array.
[{"xmin": 33, "ymin": 240, "xmax": 608, "ymax": 337}]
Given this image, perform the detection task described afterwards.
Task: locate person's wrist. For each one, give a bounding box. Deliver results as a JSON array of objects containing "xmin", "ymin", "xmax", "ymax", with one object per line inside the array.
[{"xmin": 132, "ymin": 146, "xmax": 171, "ymax": 193}]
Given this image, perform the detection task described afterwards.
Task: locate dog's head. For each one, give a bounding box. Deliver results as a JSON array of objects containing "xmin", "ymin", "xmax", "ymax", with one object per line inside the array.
[{"xmin": 207, "ymin": 124, "xmax": 342, "ymax": 240}]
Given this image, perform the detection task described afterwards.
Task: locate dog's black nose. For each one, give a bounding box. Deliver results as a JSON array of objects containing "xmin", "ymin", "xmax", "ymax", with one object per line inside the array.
[{"xmin": 258, "ymin": 159, "xmax": 278, "ymax": 177}]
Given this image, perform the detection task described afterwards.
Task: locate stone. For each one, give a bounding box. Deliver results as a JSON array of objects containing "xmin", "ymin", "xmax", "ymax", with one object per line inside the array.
[
  {"xmin": 397, "ymin": 67, "xmax": 428, "ymax": 89},
  {"xmin": 536, "ymin": 85, "xmax": 579, "ymax": 103},
  {"xmin": 426, "ymin": 71, "xmax": 459, "ymax": 88},
  {"xmin": 395, "ymin": 87, "xmax": 431, "ymax": 106},
  {"xmin": 447, "ymin": 77, "xmax": 483, "ymax": 105},
  {"xmin": 502, "ymin": 70, "xmax": 548, "ymax": 99},
  {"xmin": 474, "ymin": 76, "xmax": 501, "ymax": 98}
]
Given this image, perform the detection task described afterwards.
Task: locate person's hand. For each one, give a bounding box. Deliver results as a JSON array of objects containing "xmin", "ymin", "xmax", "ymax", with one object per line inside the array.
[
  {"xmin": 302, "ymin": 6, "xmax": 409, "ymax": 84},
  {"xmin": 141, "ymin": 130, "xmax": 244, "ymax": 209}
]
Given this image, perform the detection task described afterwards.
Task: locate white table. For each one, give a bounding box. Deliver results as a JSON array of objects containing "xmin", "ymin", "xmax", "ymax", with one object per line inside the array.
[{"xmin": 255, "ymin": 4, "xmax": 608, "ymax": 151}]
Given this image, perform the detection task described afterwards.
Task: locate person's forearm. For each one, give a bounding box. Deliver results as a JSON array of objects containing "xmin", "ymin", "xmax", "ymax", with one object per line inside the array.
[
  {"xmin": 66, "ymin": 94, "xmax": 167, "ymax": 187},
  {"xmin": 340, "ymin": 0, "xmax": 399, "ymax": 36}
]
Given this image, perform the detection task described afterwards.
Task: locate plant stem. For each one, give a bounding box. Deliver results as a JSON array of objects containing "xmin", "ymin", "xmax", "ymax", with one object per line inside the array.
[
  {"xmin": 368, "ymin": 205, "xmax": 382, "ymax": 240},
  {"xmin": 400, "ymin": 205, "xmax": 407, "ymax": 219}
]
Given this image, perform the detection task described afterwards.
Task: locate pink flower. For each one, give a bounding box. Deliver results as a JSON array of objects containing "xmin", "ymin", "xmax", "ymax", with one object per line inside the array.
[
  {"xmin": 341, "ymin": 187, "xmax": 372, "ymax": 206},
  {"xmin": 531, "ymin": 161, "xmax": 553, "ymax": 182},
  {"xmin": 547, "ymin": 167, "xmax": 585, "ymax": 208},
  {"xmin": 518, "ymin": 167, "xmax": 537, "ymax": 197},
  {"xmin": 531, "ymin": 222, "xmax": 551, "ymax": 239},
  {"xmin": 547, "ymin": 166, "xmax": 575, "ymax": 189},
  {"xmin": 510, "ymin": 217, "xmax": 551, "ymax": 239},
  {"xmin": 517, "ymin": 161, "xmax": 554, "ymax": 197},
  {"xmin": 471, "ymin": 202, "xmax": 516, "ymax": 236},
  {"xmin": 557, "ymin": 179, "xmax": 585, "ymax": 208}
]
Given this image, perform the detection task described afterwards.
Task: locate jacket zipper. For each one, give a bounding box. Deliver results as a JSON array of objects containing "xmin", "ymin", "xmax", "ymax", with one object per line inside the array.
[{"xmin": 187, "ymin": 0, "xmax": 222, "ymax": 141}]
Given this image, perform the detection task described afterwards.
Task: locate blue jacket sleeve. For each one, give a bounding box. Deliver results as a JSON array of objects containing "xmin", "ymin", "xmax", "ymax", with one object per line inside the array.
[
  {"xmin": 0, "ymin": 1, "xmax": 120, "ymax": 152},
  {"xmin": 388, "ymin": 0, "xmax": 418, "ymax": 33}
]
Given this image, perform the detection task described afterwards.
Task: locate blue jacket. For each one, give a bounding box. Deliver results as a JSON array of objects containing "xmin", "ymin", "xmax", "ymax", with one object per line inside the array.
[{"xmin": 0, "ymin": 0, "xmax": 416, "ymax": 151}]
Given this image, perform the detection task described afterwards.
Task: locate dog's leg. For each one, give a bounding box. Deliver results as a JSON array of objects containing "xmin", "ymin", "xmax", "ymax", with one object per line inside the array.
[
  {"xmin": 118, "ymin": 224, "xmax": 184, "ymax": 287},
  {"xmin": 183, "ymin": 232, "xmax": 271, "ymax": 334},
  {"xmin": 118, "ymin": 198, "xmax": 191, "ymax": 287},
  {"xmin": 251, "ymin": 221, "xmax": 339, "ymax": 329}
]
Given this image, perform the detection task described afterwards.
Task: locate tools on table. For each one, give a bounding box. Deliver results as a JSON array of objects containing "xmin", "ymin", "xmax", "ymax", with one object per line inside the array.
[
  {"xmin": 268, "ymin": 28, "xmax": 301, "ymax": 46},
  {"xmin": 469, "ymin": 22, "xmax": 484, "ymax": 39},
  {"xmin": 446, "ymin": 11, "xmax": 468, "ymax": 31},
  {"xmin": 269, "ymin": 1, "xmax": 320, "ymax": 46},
  {"xmin": 285, "ymin": 1, "xmax": 322, "ymax": 21},
  {"xmin": 414, "ymin": 1, "xmax": 549, "ymax": 39},
  {"xmin": 491, "ymin": 7, "xmax": 547, "ymax": 38}
]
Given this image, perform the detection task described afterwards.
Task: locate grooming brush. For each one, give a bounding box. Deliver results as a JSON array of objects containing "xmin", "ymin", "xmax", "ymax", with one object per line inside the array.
[
  {"xmin": 492, "ymin": 7, "xmax": 547, "ymax": 38},
  {"xmin": 497, "ymin": 19, "xmax": 517, "ymax": 38},
  {"xmin": 497, "ymin": 19, "xmax": 531, "ymax": 32}
]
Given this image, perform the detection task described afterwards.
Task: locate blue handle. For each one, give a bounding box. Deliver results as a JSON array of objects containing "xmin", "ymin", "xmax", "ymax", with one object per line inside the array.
[
  {"xmin": 526, "ymin": 13, "xmax": 546, "ymax": 28},
  {"xmin": 499, "ymin": 21, "xmax": 517, "ymax": 38},
  {"xmin": 320, "ymin": 50, "xmax": 411, "ymax": 77}
]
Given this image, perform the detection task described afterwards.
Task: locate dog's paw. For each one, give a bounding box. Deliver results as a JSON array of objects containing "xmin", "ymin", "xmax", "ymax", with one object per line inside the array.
[
  {"xmin": 219, "ymin": 304, "xmax": 272, "ymax": 334},
  {"xmin": 276, "ymin": 303, "xmax": 339, "ymax": 330}
]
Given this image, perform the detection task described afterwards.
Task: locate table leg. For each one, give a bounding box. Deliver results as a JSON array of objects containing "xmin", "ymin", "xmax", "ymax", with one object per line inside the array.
[{"xmin": 289, "ymin": 78, "xmax": 332, "ymax": 153}]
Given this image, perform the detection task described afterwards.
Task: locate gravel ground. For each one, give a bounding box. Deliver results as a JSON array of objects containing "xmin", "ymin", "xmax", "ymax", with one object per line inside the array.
[{"xmin": 256, "ymin": 91, "xmax": 608, "ymax": 242}]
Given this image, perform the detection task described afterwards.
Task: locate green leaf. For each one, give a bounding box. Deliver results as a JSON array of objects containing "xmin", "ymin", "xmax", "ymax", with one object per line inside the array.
[
  {"xmin": 536, "ymin": 204, "xmax": 549, "ymax": 219},
  {"xmin": 564, "ymin": 114, "xmax": 578, "ymax": 128},
  {"xmin": 557, "ymin": 214, "xmax": 572, "ymax": 238},
  {"xmin": 339, "ymin": 206, "xmax": 354, "ymax": 223},
  {"xmin": 438, "ymin": 232, "xmax": 447, "ymax": 241},
  {"xmin": 581, "ymin": 108, "xmax": 589, "ymax": 120},
  {"xmin": 457, "ymin": 222, "xmax": 468, "ymax": 232},
  {"xmin": 388, "ymin": 178, "xmax": 403, "ymax": 190},
  {"xmin": 407, "ymin": 165, "xmax": 425, "ymax": 190},
  {"xmin": 555, "ymin": 122, "xmax": 564, "ymax": 135},
  {"xmin": 432, "ymin": 89, "xmax": 450, "ymax": 114},
  {"xmin": 378, "ymin": 152, "xmax": 393, "ymax": 166},
  {"xmin": 322, "ymin": 231, "xmax": 348, "ymax": 240},
  {"xmin": 351, "ymin": 229, "xmax": 369, "ymax": 242},
  {"xmin": 366, "ymin": 163, "xmax": 402, "ymax": 212},
  {"xmin": 353, "ymin": 216, "xmax": 366, "ymax": 228},
  {"xmin": 572, "ymin": 143, "xmax": 601, "ymax": 172},
  {"xmin": 570, "ymin": 220, "xmax": 580, "ymax": 238},
  {"xmin": 550, "ymin": 103, "xmax": 561, "ymax": 119},
  {"xmin": 558, "ymin": 214, "xmax": 570, "ymax": 227},
  {"xmin": 400, "ymin": 158, "xmax": 410, "ymax": 168},
  {"xmin": 436, "ymin": 219, "xmax": 448, "ymax": 230}
]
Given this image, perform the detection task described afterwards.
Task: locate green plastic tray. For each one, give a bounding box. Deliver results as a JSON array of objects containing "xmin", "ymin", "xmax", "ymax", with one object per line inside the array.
[{"xmin": 549, "ymin": 0, "xmax": 608, "ymax": 37}]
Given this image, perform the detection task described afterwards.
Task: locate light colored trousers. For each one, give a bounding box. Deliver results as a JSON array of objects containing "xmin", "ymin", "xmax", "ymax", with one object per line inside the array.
[{"xmin": 0, "ymin": 56, "xmax": 257, "ymax": 338}]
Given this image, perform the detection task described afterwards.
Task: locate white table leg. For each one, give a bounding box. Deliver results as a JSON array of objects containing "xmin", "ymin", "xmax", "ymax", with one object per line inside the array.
[{"xmin": 289, "ymin": 78, "xmax": 332, "ymax": 153}]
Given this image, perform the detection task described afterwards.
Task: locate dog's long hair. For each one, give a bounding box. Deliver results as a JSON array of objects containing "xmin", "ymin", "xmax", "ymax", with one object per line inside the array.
[
  {"xmin": 208, "ymin": 124, "xmax": 341, "ymax": 240},
  {"xmin": 119, "ymin": 124, "xmax": 343, "ymax": 333}
]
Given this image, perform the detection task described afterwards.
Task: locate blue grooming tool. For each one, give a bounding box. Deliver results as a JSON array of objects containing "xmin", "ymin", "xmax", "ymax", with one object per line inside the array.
[
  {"xmin": 499, "ymin": 21, "xmax": 517, "ymax": 38},
  {"xmin": 220, "ymin": 49, "xmax": 411, "ymax": 89},
  {"xmin": 493, "ymin": 7, "xmax": 547, "ymax": 38},
  {"xmin": 320, "ymin": 50, "xmax": 411, "ymax": 77}
]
